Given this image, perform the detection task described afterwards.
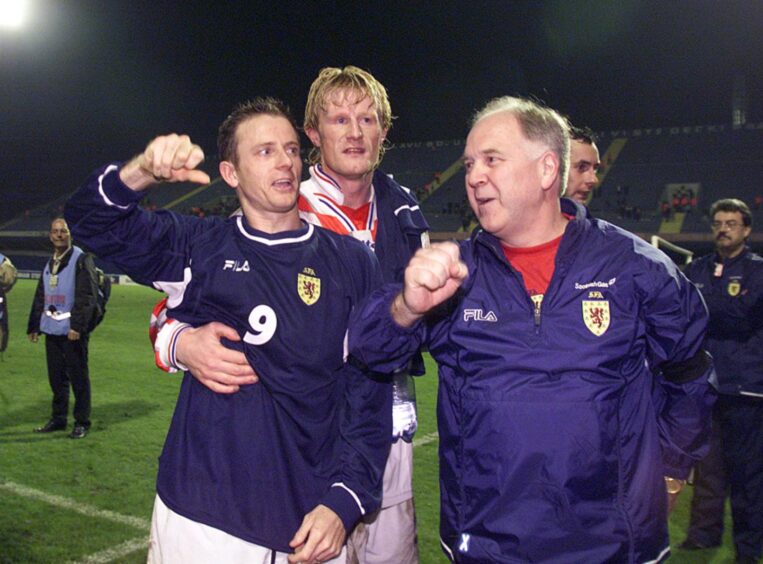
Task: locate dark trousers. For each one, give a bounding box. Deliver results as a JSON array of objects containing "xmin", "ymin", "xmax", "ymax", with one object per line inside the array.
[
  {"xmin": 45, "ymin": 333, "xmax": 91, "ymax": 428},
  {"xmin": 686, "ymin": 394, "xmax": 763, "ymax": 559}
]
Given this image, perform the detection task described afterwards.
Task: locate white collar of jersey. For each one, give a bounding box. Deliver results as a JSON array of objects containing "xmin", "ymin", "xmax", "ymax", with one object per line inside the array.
[
  {"xmin": 309, "ymin": 164, "xmax": 375, "ymax": 207},
  {"xmin": 304, "ymin": 165, "xmax": 376, "ymax": 234},
  {"xmin": 311, "ymin": 164, "xmax": 344, "ymax": 202},
  {"xmin": 236, "ymin": 216, "xmax": 314, "ymax": 245}
]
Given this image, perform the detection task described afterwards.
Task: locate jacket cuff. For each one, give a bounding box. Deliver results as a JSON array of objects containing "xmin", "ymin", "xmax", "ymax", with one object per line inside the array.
[
  {"xmin": 98, "ymin": 163, "xmax": 144, "ymax": 208},
  {"xmin": 661, "ymin": 452, "xmax": 693, "ymax": 480},
  {"xmin": 320, "ymin": 483, "xmax": 365, "ymax": 533},
  {"xmin": 348, "ymin": 285, "xmax": 423, "ymax": 374},
  {"xmin": 381, "ymin": 284, "xmax": 423, "ymax": 334}
]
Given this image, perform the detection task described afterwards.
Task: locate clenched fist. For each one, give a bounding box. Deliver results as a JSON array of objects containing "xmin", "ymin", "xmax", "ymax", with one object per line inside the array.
[{"xmin": 119, "ymin": 134, "xmax": 211, "ymax": 191}]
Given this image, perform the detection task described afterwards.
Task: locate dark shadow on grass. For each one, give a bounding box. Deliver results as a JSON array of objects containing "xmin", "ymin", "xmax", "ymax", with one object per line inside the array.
[
  {"xmin": 0, "ymin": 400, "xmax": 54, "ymax": 432},
  {"xmin": 0, "ymin": 399, "xmax": 161, "ymax": 436},
  {"xmin": 0, "ymin": 432, "xmax": 70, "ymax": 444},
  {"xmin": 669, "ymin": 546, "xmax": 724, "ymax": 563}
]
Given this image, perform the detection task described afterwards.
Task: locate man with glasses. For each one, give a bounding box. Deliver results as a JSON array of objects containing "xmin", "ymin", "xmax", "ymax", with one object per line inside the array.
[{"xmin": 682, "ymin": 198, "xmax": 763, "ymax": 563}]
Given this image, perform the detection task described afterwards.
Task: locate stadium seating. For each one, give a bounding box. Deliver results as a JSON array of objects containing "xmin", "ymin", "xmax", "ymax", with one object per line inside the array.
[{"xmin": 3, "ymin": 123, "xmax": 763, "ymax": 269}]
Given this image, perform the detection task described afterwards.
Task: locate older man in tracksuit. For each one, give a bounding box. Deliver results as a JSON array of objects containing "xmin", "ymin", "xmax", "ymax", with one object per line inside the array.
[{"xmin": 349, "ymin": 96, "xmax": 716, "ymax": 563}]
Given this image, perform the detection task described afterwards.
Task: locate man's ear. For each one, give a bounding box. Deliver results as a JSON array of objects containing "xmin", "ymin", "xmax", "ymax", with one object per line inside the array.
[
  {"xmin": 219, "ymin": 161, "xmax": 238, "ymax": 188},
  {"xmin": 305, "ymin": 127, "xmax": 321, "ymax": 148},
  {"xmin": 539, "ymin": 151, "xmax": 560, "ymax": 192}
]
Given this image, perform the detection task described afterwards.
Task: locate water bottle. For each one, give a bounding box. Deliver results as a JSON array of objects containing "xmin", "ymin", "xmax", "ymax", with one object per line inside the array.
[{"xmin": 392, "ymin": 369, "xmax": 418, "ymax": 443}]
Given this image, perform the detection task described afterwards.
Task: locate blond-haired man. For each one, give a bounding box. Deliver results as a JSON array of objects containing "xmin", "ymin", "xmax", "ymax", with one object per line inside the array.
[{"xmin": 155, "ymin": 67, "xmax": 428, "ymax": 563}]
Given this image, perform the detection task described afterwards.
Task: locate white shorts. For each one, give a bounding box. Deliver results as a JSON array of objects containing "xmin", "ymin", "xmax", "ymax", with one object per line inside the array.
[
  {"xmin": 148, "ymin": 494, "xmax": 348, "ymax": 564},
  {"xmin": 346, "ymin": 441, "xmax": 418, "ymax": 563},
  {"xmin": 381, "ymin": 439, "xmax": 414, "ymax": 508}
]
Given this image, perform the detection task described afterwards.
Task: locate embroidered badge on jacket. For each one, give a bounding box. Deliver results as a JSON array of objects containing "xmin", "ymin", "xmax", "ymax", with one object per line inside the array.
[
  {"xmin": 727, "ymin": 280, "xmax": 741, "ymax": 297},
  {"xmin": 582, "ymin": 300, "xmax": 610, "ymax": 336}
]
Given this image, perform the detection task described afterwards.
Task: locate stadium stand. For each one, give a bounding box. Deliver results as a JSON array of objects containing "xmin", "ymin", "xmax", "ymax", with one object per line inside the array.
[{"xmin": 3, "ymin": 123, "xmax": 763, "ymax": 273}]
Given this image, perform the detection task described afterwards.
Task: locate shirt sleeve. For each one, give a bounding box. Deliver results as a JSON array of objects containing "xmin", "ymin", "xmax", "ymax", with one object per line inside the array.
[
  {"xmin": 320, "ymin": 361, "xmax": 392, "ymax": 531},
  {"xmin": 640, "ymin": 253, "xmax": 717, "ymax": 478},
  {"xmin": 64, "ymin": 163, "xmax": 211, "ymax": 288},
  {"xmin": 319, "ymin": 243, "xmax": 393, "ymax": 531},
  {"xmin": 348, "ymin": 282, "xmax": 427, "ymax": 375}
]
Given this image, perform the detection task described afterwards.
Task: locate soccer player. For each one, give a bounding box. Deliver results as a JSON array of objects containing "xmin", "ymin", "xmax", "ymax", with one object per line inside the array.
[
  {"xmin": 153, "ymin": 67, "xmax": 428, "ymax": 563},
  {"xmin": 65, "ymin": 98, "xmax": 391, "ymax": 563},
  {"xmin": 348, "ymin": 96, "xmax": 716, "ymax": 563}
]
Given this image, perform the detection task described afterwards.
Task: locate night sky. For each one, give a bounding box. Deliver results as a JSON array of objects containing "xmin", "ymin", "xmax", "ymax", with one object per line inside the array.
[{"xmin": 1, "ymin": 0, "xmax": 761, "ymax": 215}]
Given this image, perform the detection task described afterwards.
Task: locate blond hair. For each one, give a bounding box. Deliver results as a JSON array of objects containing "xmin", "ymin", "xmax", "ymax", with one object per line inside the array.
[{"xmin": 304, "ymin": 66, "xmax": 393, "ymax": 166}]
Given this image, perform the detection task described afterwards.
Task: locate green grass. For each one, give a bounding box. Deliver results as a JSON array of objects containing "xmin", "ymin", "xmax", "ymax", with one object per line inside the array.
[{"xmin": 0, "ymin": 280, "xmax": 738, "ymax": 562}]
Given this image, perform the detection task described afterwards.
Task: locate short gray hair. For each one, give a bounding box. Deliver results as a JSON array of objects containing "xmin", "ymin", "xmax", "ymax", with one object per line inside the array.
[{"xmin": 472, "ymin": 96, "xmax": 570, "ymax": 196}]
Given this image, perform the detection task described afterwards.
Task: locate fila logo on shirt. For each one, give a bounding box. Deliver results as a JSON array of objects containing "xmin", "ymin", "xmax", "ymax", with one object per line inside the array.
[
  {"xmin": 463, "ymin": 309, "xmax": 497, "ymax": 322},
  {"xmin": 223, "ymin": 259, "xmax": 250, "ymax": 272}
]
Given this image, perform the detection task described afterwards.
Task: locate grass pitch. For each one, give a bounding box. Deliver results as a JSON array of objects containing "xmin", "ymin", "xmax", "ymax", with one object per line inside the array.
[{"xmin": 0, "ymin": 280, "xmax": 735, "ymax": 562}]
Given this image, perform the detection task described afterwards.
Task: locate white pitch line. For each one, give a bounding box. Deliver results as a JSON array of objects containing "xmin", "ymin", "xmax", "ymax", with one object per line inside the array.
[
  {"xmin": 5, "ymin": 434, "xmax": 439, "ymax": 563},
  {"xmin": 69, "ymin": 536, "xmax": 149, "ymax": 564},
  {"xmin": 413, "ymin": 431, "xmax": 439, "ymax": 448},
  {"xmin": 0, "ymin": 479, "xmax": 150, "ymax": 531}
]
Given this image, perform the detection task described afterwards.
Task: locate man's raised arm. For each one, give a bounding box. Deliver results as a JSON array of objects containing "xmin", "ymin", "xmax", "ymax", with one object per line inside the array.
[
  {"xmin": 65, "ymin": 134, "xmax": 210, "ymax": 285},
  {"xmin": 349, "ymin": 241, "xmax": 467, "ymax": 374},
  {"xmin": 66, "ymin": 136, "xmax": 257, "ymax": 389}
]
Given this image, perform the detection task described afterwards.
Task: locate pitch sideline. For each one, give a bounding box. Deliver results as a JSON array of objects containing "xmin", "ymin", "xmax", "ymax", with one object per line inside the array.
[
  {"xmin": 0, "ymin": 479, "xmax": 150, "ymax": 530},
  {"xmin": 69, "ymin": 536, "xmax": 150, "ymax": 564}
]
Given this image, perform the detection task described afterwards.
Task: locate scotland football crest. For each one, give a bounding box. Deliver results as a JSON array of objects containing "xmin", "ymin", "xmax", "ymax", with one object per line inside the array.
[
  {"xmin": 727, "ymin": 280, "xmax": 741, "ymax": 297},
  {"xmin": 298, "ymin": 267, "xmax": 321, "ymax": 306},
  {"xmin": 582, "ymin": 300, "xmax": 610, "ymax": 336}
]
